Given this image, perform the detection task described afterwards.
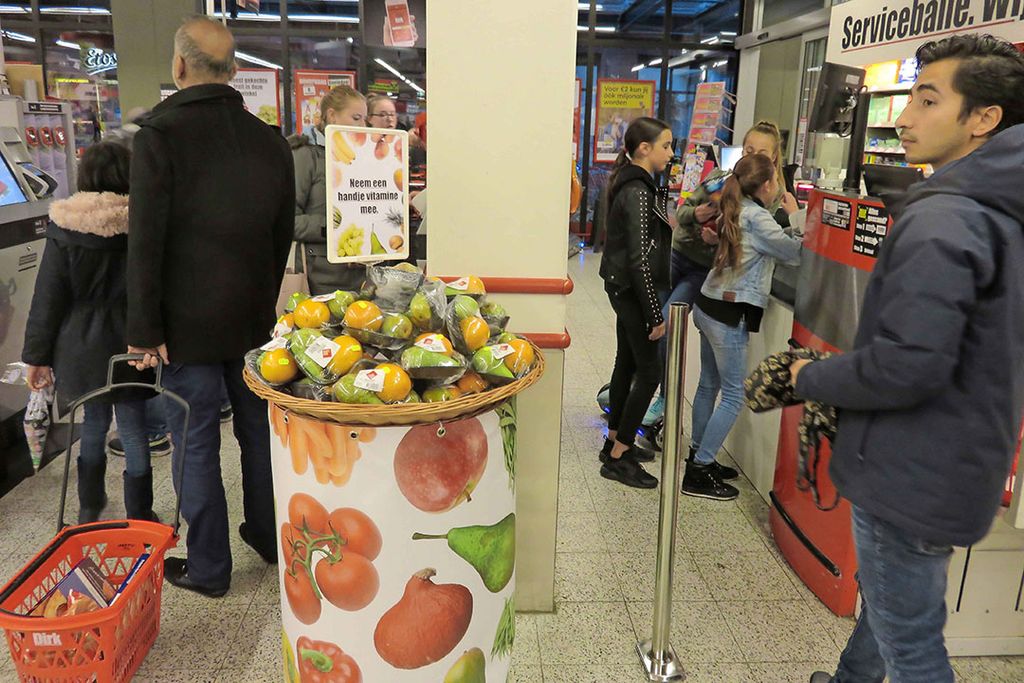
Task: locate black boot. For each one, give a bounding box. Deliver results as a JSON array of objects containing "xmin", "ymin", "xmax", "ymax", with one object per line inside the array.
[
  {"xmin": 77, "ymin": 457, "xmax": 108, "ymax": 524},
  {"xmin": 681, "ymin": 461, "xmax": 739, "ymax": 501},
  {"xmin": 687, "ymin": 446, "xmax": 739, "ymax": 480},
  {"xmin": 124, "ymin": 469, "xmax": 160, "ymax": 522}
]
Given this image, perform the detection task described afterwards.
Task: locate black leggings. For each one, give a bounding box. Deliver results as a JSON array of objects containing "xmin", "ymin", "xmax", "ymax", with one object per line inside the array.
[{"xmin": 606, "ymin": 286, "xmax": 662, "ymax": 448}]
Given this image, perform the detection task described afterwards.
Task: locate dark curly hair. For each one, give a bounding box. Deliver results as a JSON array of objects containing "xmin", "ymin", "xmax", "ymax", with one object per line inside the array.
[
  {"xmin": 915, "ymin": 34, "xmax": 1024, "ymax": 135},
  {"xmin": 77, "ymin": 142, "xmax": 130, "ymax": 195}
]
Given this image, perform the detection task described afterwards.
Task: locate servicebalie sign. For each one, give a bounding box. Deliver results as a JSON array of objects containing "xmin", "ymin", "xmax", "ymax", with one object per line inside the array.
[{"xmin": 826, "ymin": 0, "xmax": 1024, "ymax": 66}]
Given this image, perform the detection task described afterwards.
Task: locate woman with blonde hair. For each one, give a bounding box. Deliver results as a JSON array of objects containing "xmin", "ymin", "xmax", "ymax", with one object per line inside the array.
[
  {"xmin": 290, "ymin": 85, "xmax": 368, "ymax": 294},
  {"xmin": 366, "ymin": 95, "xmax": 399, "ymax": 129},
  {"xmin": 680, "ymin": 153, "xmax": 802, "ymax": 501}
]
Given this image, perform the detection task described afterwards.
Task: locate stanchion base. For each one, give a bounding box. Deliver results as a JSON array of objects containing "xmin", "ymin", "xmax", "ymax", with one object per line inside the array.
[{"xmin": 636, "ymin": 639, "xmax": 686, "ymax": 681}]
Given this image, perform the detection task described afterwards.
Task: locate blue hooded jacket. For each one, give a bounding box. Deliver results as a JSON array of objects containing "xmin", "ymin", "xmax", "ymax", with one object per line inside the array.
[{"xmin": 795, "ymin": 124, "xmax": 1024, "ymax": 546}]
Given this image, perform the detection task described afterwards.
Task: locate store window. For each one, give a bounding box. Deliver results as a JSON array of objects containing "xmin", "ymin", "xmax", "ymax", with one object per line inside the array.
[
  {"xmin": 288, "ymin": 0, "xmax": 361, "ymax": 27},
  {"xmin": 232, "ymin": 34, "xmax": 286, "ymax": 128},
  {"xmin": 581, "ymin": 1, "xmax": 668, "ymax": 39},
  {"xmin": 289, "ymin": 36, "xmax": 360, "ymax": 134},
  {"xmin": 795, "ymin": 36, "xmax": 827, "ymax": 170},
  {"xmin": 44, "ymin": 30, "xmax": 118, "ymax": 152},
  {"xmin": 2, "ymin": 28, "xmax": 39, "ymax": 65},
  {"xmin": 672, "ymin": 0, "xmax": 741, "ymax": 44},
  {"xmin": 37, "ymin": 0, "xmax": 111, "ymax": 25}
]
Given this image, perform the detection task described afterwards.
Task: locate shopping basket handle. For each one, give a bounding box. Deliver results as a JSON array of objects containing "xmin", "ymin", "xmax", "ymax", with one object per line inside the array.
[
  {"xmin": 107, "ymin": 352, "xmax": 164, "ymax": 389},
  {"xmin": 57, "ymin": 355, "xmax": 190, "ymax": 538}
]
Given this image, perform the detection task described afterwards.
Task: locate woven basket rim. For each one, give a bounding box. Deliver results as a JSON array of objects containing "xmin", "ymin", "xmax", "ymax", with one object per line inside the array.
[{"xmin": 244, "ymin": 340, "xmax": 545, "ymax": 426}]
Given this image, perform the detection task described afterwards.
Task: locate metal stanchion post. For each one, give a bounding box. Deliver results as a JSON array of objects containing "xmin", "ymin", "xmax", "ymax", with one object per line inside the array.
[{"xmin": 636, "ymin": 302, "xmax": 689, "ymax": 682}]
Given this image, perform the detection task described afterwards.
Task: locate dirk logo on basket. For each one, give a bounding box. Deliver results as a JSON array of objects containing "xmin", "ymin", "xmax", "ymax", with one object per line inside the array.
[{"xmin": 33, "ymin": 632, "xmax": 61, "ymax": 647}]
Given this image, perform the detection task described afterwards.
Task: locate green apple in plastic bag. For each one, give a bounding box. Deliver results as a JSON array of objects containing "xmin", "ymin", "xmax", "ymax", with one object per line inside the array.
[{"xmin": 471, "ymin": 347, "xmax": 514, "ymax": 379}]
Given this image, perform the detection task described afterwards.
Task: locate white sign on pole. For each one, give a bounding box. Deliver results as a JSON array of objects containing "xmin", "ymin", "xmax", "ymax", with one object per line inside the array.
[{"xmin": 826, "ymin": 0, "xmax": 1024, "ymax": 67}]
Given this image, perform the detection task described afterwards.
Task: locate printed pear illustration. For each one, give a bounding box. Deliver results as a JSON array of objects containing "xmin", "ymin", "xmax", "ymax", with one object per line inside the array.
[
  {"xmin": 413, "ymin": 513, "xmax": 515, "ymax": 593},
  {"xmin": 444, "ymin": 647, "xmax": 486, "ymax": 683}
]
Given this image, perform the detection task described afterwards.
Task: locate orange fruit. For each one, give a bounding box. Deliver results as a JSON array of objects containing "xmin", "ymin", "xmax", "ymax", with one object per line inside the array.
[
  {"xmin": 459, "ymin": 316, "xmax": 490, "ymax": 352},
  {"xmin": 343, "ymin": 300, "xmax": 383, "ymax": 331},
  {"xmin": 259, "ymin": 349, "xmax": 299, "ymax": 384},
  {"xmin": 457, "ymin": 371, "xmax": 488, "ymax": 395},
  {"xmin": 504, "ymin": 338, "xmax": 535, "ymax": 374},
  {"xmin": 465, "ymin": 276, "xmax": 486, "ymax": 295},
  {"xmin": 293, "ymin": 299, "xmax": 330, "ymax": 329},
  {"xmin": 328, "ymin": 335, "xmax": 363, "ymax": 376},
  {"xmin": 279, "ymin": 313, "xmax": 295, "ymax": 328},
  {"xmin": 375, "ymin": 363, "xmax": 412, "ymax": 403},
  {"xmin": 415, "ymin": 332, "xmax": 454, "ymax": 356}
]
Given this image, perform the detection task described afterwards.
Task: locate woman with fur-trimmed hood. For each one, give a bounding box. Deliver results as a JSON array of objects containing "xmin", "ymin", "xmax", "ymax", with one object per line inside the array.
[{"xmin": 22, "ymin": 142, "xmax": 157, "ymax": 524}]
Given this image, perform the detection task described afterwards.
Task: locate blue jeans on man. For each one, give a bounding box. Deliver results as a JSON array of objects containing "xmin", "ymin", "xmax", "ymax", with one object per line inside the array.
[
  {"xmin": 825, "ymin": 506, "xmax": 955, "ymax": 683},
  {"xmin": 161, "ymin": 358, "xmax": 275, "ymax": 589},
  {"xmin": 690, "ymin": 305, "xmax": 748, "ymax": 465}
]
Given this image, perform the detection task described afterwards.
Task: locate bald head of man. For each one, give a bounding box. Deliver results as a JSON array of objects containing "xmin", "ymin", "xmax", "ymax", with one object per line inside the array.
[{"xmin": 172, "ymin": 16, "xmax": 237, "ymax": 89}]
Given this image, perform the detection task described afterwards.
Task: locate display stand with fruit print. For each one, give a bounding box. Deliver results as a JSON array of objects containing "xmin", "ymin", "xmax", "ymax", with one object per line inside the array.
[{"xmin": 243, "ymin": 265, "xmax": 543, "ymax": 682}]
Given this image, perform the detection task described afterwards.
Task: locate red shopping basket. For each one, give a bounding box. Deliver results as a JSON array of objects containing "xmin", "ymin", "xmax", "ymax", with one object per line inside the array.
[{"xmin": 0, "ymin": 355, "xmax": 189, "ymax": 682}]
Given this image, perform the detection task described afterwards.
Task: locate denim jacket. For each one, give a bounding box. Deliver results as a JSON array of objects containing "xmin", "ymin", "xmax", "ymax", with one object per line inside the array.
[{"xmin": 700, "ymin": 197, "xmax": 802, "ymax": 309}]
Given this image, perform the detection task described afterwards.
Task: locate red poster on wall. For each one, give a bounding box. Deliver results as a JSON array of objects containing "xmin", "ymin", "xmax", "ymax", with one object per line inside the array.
[
  {"xmin": 294, "ymin": 69, "xmax": 358, "ymax": 135},
  {"xmin": 593, "ymin": 79, "xmax": 655, "ymax": 164}
]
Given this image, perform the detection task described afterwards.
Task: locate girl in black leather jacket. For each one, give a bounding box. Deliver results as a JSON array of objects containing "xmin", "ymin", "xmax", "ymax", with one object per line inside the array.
[{"xmin": 597, "ymin": 117, "xmax": 674, "ymax": 489}]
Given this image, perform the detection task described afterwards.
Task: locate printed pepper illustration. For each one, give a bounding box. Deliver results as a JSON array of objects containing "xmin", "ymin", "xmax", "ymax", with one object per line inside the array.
[
  {"xmin": 295, "ymin": 636, "xmax": 362, "ymax": 683},
  {"xmin": 394, "ymin": 417, "xmax": 488, "ymax": 512},
  {"xmin": 270, "ymin": 405, "xmax": 376, "ymax": 486},
  {"xmin": 374, "ymin": 568, "xmax": 473, "ymax": 670},
  {"xmin": 282, "ymin": 493, "xmax": 382, "ymax": 624},
  {"xmin": 412, "ymin": 513, "xmax": 515, "ymax": 593}
]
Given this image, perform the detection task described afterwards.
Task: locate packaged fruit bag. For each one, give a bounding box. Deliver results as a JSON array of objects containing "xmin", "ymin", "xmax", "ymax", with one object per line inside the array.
[
  {"xmin": 444, "ymin": 275, "xmax": 486, "ymax": 300},
  {"xmin": 446, "ymin": 294, "xmax": 493, "ymax": 356},
  {"xmin": 366, "ymin": 263, "xmax": 424, "ymax": 313},
  {"xmin": 470, "ymin": 334, "xmax": 536, "ymax": 385},
  {"xmin": 332, "ymin": 362, "xmax": 415, "ymax": 405},
  {"xmin": 342, "ymin": 298, "xmax": 417, "ymax": 351},
  {"xmin": 246, "ymin": 344, "xmax": 301, "ymax": 389},
  {"xmin": 479, "ymin": 299, "xmax": 510, "ymax": 337},
  {"xmin": 287, "ymin": 328, "xmax": 363, "ymax": 386},
  {"xmin": 399, "ymin": 333, "xmax": 468, "ymax": 383},
  {"xmin": 406, "ymin": 278, "xmax": 448, "ymax": 333}
]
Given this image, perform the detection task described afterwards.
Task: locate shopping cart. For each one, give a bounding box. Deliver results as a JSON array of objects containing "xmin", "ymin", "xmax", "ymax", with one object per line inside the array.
[{"xmin": 0, "ymin": 355, "xmax": 189, "ymax": 682}]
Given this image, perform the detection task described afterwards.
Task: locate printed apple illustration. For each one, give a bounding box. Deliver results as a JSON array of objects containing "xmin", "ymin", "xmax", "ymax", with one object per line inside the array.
[{"xmin": 394, "ymin": 417, "xmax": 488, "ymax": 512}]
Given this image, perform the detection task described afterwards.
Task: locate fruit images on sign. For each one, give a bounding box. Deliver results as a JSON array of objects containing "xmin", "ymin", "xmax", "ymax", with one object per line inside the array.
[
  {"xmin": 444, "ymin": 648, "xmax": 486, "ymax": 683},
  {"xmin": 282, "ymin": 494, "xmax": 383, "ymax": 624},
  {"xmin": 270, "ymin": 405, "xmax": 377, "ymax": 485},
  {"xmin": 374, "ymin": 568, "xmax": 473, "ymax": 670},
  {"xmin": 413, "ymin": 513, "xmax": 516, "ymax": 593},
  {"xmin": 394, "ymin": 417, "xmax": 488, "ymax": 512}
]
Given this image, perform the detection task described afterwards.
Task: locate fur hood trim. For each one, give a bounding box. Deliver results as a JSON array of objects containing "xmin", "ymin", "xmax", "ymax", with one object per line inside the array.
[{"xmin": 49, "ymin": 192, "xmax": 129, "ymax": 237}]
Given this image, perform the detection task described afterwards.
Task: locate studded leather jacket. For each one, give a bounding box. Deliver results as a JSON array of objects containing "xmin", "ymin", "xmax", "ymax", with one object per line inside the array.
[{"xmin": 599, "ymin": 165, "xmax": 672, "ymax": 329}]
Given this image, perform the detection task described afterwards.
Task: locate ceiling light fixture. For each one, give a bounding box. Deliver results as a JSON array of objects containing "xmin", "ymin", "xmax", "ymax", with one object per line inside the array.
[{"xmin": 235, "ymin": 50, "xmax": 283, "ymax": 70}]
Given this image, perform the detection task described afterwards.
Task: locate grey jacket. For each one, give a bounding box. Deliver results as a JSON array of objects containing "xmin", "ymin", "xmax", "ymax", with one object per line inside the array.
[
  {"xmin": 796, "ymin": 124, "xmax": 1024, "ymax": 546},
  {"xmin": 290, "ymin": 131, "xmax": 365, "ymax": 295}
]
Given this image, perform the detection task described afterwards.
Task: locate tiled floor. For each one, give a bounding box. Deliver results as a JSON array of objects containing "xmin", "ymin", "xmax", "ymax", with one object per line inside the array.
[{"xmin": 0, "ymin": 250, "xmax": 1021, "ymax": 681}]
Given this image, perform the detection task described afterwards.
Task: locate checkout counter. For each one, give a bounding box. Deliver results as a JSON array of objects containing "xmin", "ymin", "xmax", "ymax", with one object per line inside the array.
[
  {"xmin": 682, "ymin": 183, "xmax": 1024, "ymax": 655},
  {"xmin": 0, "ymin": 96, "xmax": 74, "ymax": 488}
]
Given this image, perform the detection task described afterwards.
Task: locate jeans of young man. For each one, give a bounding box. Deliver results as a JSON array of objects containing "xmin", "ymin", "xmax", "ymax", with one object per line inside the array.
[
  {"xmin": 144, "ymin": 396, "xmax": 167, "ymax": 441},
  {"xmin": 81, "ymin": 400, "xmax": 151, "ymax": 477},
  {"xmin": 690, "ymin": 305, "xmax": 748, "ymax": 465},
  {"xmin": 161, "ymin": 358, "xmax": 276, "ymax": 589},
  {"xmin": 606, "ymin": 286, "xmax": 663, "ymax": 448},
  {"xmin": 830, "ymin": 506, "xmax": 955, "ymax": 683}
]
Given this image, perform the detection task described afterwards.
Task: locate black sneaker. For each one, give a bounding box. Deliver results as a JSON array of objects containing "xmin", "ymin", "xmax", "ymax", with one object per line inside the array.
[
  {"xmin": 600, "ymin": 456, "xmax": 658, "ymax": 489},
  {"xmin": 687, "ymin": 447, "xmax": 738, "ymax": 480},
  {"xmin": 681, "ymin": 462, "xmax": 739, "ymax": 500},
  {"xmin": 107, "ymin": 434, "xmax": 172, "ymax": 458},
  {"xmin": 599, "ymin": 440, "xmax": 655, "ymax": 464},
  {"xmin": 219, "ymin": 405, "xmax": 233, "ymax": 423},
  {"xmin": 637, "ymin": 420, "xmax": 663, "ymax": 453}
]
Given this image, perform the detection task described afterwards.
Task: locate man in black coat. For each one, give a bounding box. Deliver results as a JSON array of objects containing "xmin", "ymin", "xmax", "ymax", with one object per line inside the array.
[
  {"xmin": 127, "ymin": 16, "xmax": 295, "ymax": 597},
  {"xmin": 795, "ymin": 36, "xmax": 1024, "ymax": 683}
]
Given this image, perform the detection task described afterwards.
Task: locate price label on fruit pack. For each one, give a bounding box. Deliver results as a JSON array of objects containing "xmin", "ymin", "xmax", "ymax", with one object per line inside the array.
[
  {"xmin": 305, "ymin": 336, "xmax": 341, "ymax": 369},
  {"xmin": 415, "ymin": 335, "xmax": 448, "ymax": 353},
  {"xmin": 354, "ymin": 368, "xmax": 385, "ymax": 392},
  {"xmin": 311, "ymin": 293, "xmax": 335, "ymax": 303},
  {"xmin": 271, "ymin": 321, "xmax": 293, "ymax": 339},
  {"xmin": 448, "ymin": 277, "xmax": 470, "ymax": 291},
  {"xmin": 491, "ymin": 343, "xmax": 515, "ymax": 360},
  {"xmin": 260, "ymin": 337, "xmax": 289, "ymax": 352}
]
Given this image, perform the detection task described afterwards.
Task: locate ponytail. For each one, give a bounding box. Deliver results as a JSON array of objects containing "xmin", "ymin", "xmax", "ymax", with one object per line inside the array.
[
  {"xmin": 713, "ymin": 153, "xmax": 776, "ymax": 273},
  {"xmin": 608, "ymin": 116, "xmax": 670, "ymax": 190}
]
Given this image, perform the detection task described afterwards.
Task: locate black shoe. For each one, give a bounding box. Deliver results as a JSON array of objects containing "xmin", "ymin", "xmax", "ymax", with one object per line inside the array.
[
  {"xmin": 163, "ymin": 557, "xmax": 228, "ymax": 598},
  {"xmin": 108, "ymin": 434, "xmax": 172, "ymax": 458},
  {"xmin": 681, "ymin": 462, "xmax": 739, "ymax": 501},
  {"xmin": 219, "ymin": 405, "xmax": 233, "ymax": 423},
  {"xmin": 600, "ymin": 456, "xmax": 658, "ymax": 489},
  {"xmin": 687, "ymin": 447, "xmax": 738, "ymax": 480},
  {"xmin": 239, "ymin": 523, "xmax": 278, "ymax": 564},
  {"xmin": 809, "ymin": 673, "xmax": 833, "ymax": 683},
  {"xmin": 599, "ymin": 441, "xmax": 655, "ymax": 464}
]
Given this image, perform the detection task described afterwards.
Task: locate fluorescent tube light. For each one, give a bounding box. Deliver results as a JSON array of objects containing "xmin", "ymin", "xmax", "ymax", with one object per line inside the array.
[
  {"xmin": 648, "ymin": 58, "xmax": 663, "ymax": 66},
  {"xmin": 55, "ymin": 40, "xmax": 81, "ymax": 50},
  {"xmin": 631, "ymin": 64, "xmax": 645, "ymax": 72},
  {"xmin": 235, "ymin": 51, "xmax": 283, "ymax": 70},
  {"xmin": 374, "ymin": 58, "xmax": 424, "ymax": 94},
  {"xmin": 2, "ymin": 30, "xmax": 36, "ymax": 43}
]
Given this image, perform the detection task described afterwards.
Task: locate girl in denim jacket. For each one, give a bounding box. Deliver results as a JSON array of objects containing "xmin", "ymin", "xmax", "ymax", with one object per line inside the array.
[{"xmin": 681, "ymin": 153, "xmax": 802, "ymax": 501}]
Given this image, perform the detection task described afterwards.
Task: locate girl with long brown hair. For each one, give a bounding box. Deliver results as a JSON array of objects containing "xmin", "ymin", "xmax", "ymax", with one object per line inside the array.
[{"xmin": 681, "ymin": 153, "xmax": 802, "ymax": 500}]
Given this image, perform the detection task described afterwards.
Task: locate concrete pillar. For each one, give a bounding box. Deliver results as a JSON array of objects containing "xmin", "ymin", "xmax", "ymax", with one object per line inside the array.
[
  {"xmin": 426, "ymin": 0, "xmax": 577, "ymax": 611},
  {"xmin": 111, "ymin": 0, "xmax": 195, "ymax": 114}
]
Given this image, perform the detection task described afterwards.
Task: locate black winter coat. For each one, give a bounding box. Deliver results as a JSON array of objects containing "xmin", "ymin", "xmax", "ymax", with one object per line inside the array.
[
  {"xmin": 127, "ymin": 84, "xmax": 296, "ymax": 364},
  {"xmin": 22, "ymin": 192, "xmax": 152, "ymax": 410},
  {"xmin": 599, "ymin": 165, "xmax": 672, "ymax": 329},
  {"xmin": 796, "ymin": 124, "xmax": 1024, "ymax": 546}
]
